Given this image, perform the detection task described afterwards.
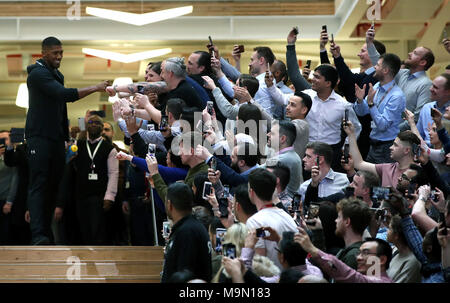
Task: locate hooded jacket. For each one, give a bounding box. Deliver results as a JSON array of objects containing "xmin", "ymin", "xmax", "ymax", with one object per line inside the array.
[{"xmin": 25, "ymin": 59, "xmax": 79, "ymax": 141}]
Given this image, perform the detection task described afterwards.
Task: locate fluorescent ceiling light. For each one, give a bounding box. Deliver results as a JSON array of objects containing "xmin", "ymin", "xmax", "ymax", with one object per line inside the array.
[
  {"xmin": 86, "ymin": 5, "xmax": 193, "ymax": 26},
  {"xmin": 108, "ymin": 77, "xmax": 133, "ymax": 103},
  {"xmin": 16, "ymin": 83, "xmax": 28, "ymax": 108},
  {"xmin": 82, "ymin": 48, "xmax": 172, "ymax": 63}
]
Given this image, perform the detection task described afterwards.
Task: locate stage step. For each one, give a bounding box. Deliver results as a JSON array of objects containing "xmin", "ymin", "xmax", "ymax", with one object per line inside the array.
[{"xmin": 0, "ymin": 246, "xmax": 164, "ymax": 283}]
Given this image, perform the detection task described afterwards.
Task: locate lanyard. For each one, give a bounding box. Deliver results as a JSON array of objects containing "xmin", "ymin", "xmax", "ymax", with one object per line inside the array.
[
  {"xmin": 375, "ymin": 85, "xmax": 394, "ymax": 109},
  {"xmin": 86, "ymin": 139, "xmax": 103, "ymax": 169}
]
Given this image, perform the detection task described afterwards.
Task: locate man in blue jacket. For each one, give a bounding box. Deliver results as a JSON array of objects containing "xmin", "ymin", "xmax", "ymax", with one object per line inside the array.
[{"xmin": 26, "ymin": 36, "xmax": 109, "ymax": 245}]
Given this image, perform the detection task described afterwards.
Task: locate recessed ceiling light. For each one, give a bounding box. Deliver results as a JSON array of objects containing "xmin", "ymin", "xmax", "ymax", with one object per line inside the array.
[
  {"xmin": 82, "ymin": 48, "xmax": 172, "ymax": 63},
  {"xmin": 86, "ymin": 5, "xmax": 193, "ymax": 26}
]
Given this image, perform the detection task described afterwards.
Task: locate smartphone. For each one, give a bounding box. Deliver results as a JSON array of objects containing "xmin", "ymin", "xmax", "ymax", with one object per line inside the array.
[
  {"xmin": 90, "ymin": 110, "xmax": 105, "ymax": 118},
  {"xmin": 430, "ymin": 190, "xmax": 439, "ymax": 202},
  {"xmin": 147, "ymin": 143, "xmax": 156, "ymax": 157},
  {"xmin": 208, "ymin": 36, "xmax": 214, "ymax": 46},
  {"xmin": 223, "ymin": 243, "xmax": 237, "ymax": 259},
  {"xmin": 371, "ymin": 20, "xmax": 375, "ymax": 28},
  {"xmin": 406, "ymin": 183, "xmax": 416, "ymax": 199},
  {"xmin": 372, "ymin": 186, "xmax": 390, "ymax": 201},
  {"xmin": 210, "ymin": 157, "xmax": 217, "ymax": 172},
  {"xmin": 207, "ymin": 101, "xmax": 214, "ymax": 115},
  {"xmin": 256, "ymin": 228, "xmax": 266, "ymax": 238},
  {"xmin": 322, "ymin": 25, "xmax": 327, "ymax": 32},
  {"xmin": 267, "ymin": 62, "xmax": 271, "ymax": 75},
  {"xmin": 159, "ymin": 115, "xmax": 168, "ymax": 131},
  {"xmin": 202, "ymin": 181, "xmax": 213, "ymax": 200},
  {"xmin": 343, "ymin": 144, "xmax": 350, "ymax": 164},
  {"xmin": 218, "ymin": 197, "xmax": 229, "ymax": 218},
  {"xmin": 238, "ymin": 78, "xmax": 243, "ymax": 87},
  {"xmin": 78, "ymin": 117, "xmax": 86, "ymax": 131},
  {"xmin": 316, "ymin": 155, "xmax": 320, "ymax": 167},
  {"xmin": 223, "ymin": 185, "xmax": 230, "ymax": 199},
  {"xmin": 331, "ymin": 33, "xmax": 335, "ymax": 44},
  {"xmin": 237, "ymin": 45, "xmax": 245, "ymax": 53},
  {"xmin": 344, "ymin": 109, "xmax": 349, "ymax": 124},
  {"xmin": 291, "ymin": 193, "xmax": 301, "ymax": 212},
  {"xmin": 292, "ymin": 26, "xmax": 299, "ymax": 35},
  {"xmin": 215, "ymin": 228, "xmax": 227, "ymax": 253},
  {"xmin": 0, "ymin": 138, "xmax": 5, "ymax": 148},
  {"xmin": 305, "ymin": 60, "xmax": 312, "ymax": 69},
  {"xmin": 147, "ymin": 124, "xmax": 155, "ymax": 131},
  {"xmin": 162, "ymin": 221, "xmax": 171, "ymax": 238},
  {"xmin": 401, "ymin": 111, "xmax": 407, "ymax": 120},
  {"xmin": 345, "ymin": 186, "xmax": 355, "ymax": 198},
  {"xmin": 430, "ymin": 104, "xmax": 437, "ymax": 117},
  {"xmin": 307, "ymin": 204, "xmax": 320, "ymax": 220}
]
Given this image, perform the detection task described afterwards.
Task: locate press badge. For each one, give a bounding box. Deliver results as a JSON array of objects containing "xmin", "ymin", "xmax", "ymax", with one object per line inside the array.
[{"xmin": 88, "ymin": 173, "xmax": 98, "ymax": 180}]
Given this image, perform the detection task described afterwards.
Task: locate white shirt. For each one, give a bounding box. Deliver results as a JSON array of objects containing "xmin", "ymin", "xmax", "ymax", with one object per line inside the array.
[
  {"xmin": 298, "ymin": 168, "xmax": 349, "ymax": 202},
  {"xmin": 304, "ymin": 89, "xmax": 362, "ymax": 145},
  {"xmin": 246, "ymin": 206, "xmax": 298, "ymax": 270},
  {"xmin": 254, "ymin": 73, "xmax": 276, "ymax": 117}
]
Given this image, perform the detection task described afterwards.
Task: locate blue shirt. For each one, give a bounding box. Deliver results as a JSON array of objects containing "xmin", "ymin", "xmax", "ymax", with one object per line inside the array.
[
  {"xmin": 353, "ymin": 80, "xmax": 406, "ymax": 141},
  {"xmin": 417, "ymin": 101, "xmax": 450, "ymax": 146}
]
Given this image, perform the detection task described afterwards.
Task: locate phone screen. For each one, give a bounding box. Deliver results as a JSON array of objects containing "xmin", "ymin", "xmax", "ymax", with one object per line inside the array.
[
  {"xmin": 372, "ymin": 187, "xmax": 390, "ymax": 201},
  {"xmin": 202, "ymin": 182, "xmax": 213, "ymax": 200},
  {"xmin": 256, "ymin": 228, "xmax": 265, "ymax": 238},
  {"xmin": 223, "ymin": 243, "xmax": 236, "ymax": 259},
  {"xmin": 78, "ymin": 117, "xmax": 86, "ymax": 131},
  {"xmin": 223, "ymin": 185, "xmax": 230, "ymax": 198},
  {"xmin": 215, "ymin": 228, "xmax": 226, "ymax": 253},
  {"xmin": 218, "ymin": 198, "xmax": 229, "ymax": 218},
  {"xmin": 159, "ymin": 115, "xmax": 168, "ymax": 131},
  {"xmin": 148, "ymin": 143, "xmax": 156, "ymax": 156}
]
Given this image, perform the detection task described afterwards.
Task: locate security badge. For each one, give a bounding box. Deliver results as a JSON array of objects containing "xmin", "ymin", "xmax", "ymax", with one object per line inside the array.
[{"xmin": 88, "ymin": 173, "xmax": 98, "ymax": 180}]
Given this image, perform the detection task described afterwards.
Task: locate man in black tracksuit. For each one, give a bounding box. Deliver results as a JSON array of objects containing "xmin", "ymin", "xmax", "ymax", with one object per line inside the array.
[
  {"xmin": 161, "ymin": 182, "xmax": 212, "ymax": 283},
  {"xmin": 25, "ymin": 36, "xmax": 109, "ymax": 244}
]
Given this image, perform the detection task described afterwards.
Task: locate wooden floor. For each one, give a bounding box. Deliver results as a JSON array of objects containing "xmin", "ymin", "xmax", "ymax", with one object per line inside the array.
[{"xmin": 0, "ymin": 246, "xmax": 164, "ymax": 283}]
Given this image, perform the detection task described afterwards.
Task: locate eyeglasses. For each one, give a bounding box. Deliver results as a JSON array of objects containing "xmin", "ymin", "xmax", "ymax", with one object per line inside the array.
[
  {"xmin": 103, "ymin": 128, "xmax": 111, "ymax": 132},
  {"xmin": 357, "ymin": 249, "xmax": 378, "ymax": 257},
  {"xmin": 87, "ymin": 120, "xmax": 102, "ymax": 125},
  {"xmin": 400, "ymin": 173, "xmax": 411, "ymax": 182}
]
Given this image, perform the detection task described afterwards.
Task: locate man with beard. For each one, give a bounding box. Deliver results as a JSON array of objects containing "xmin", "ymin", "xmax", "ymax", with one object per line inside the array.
[
  {"xmin": 395, "ymin": 47, "xmax": 434, "ymax": 131},
  {"xmin": 334, "ymin": 198, "xmax": 372, "ymax": 270},
  {"xmin": 161, "ymin": 182, "xmax": 212, "ymax": 282},
  {"xmin": 203, "ymin": 142, "xmax": 259, "ymax": 189},
  {"xmin": 60, "ymin": 114, "xmax": 119, "ymax": 244},
  {"xmin": 354, "ymin": 53, "xmax": 406, "ymax": 164},
  {"xmin": 395, "ymin": 164, "xmax": 427, "ymax": 199}
]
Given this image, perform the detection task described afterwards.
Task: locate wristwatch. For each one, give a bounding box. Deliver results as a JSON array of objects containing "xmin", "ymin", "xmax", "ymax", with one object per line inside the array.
[{"xmin": 368, "ymin": 102, "xmax": 375, "ymax": 108}]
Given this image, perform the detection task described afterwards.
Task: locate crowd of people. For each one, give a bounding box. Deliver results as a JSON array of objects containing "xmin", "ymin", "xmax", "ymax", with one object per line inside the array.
[{"xmin": 0, "ymin": 24, "xmax": 449, "ymax": 284}]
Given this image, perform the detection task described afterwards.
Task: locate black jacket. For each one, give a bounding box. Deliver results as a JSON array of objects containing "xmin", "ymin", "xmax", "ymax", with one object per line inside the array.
[
  {"xmin": 25, "ymin": 59, "xmax": 79, "ymax": 141},
  {"xmin": 161, "ymin": 215, "xmax": 212, "ymax": 282}
]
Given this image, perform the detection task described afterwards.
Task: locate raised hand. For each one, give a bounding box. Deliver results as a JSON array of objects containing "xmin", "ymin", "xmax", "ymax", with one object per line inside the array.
[
  {"xmin": 287, "ymin": 27, "xmax": 298, "ymax": 45},
  {"xmin": 319, "ymin": 29, "xmax": 329, "ymax": 50},
  {"xmin": 355, "ymin": 84, "xmax": 367, "ymax": 103},
  {"xmin": 366, "ymin": 27, "xmax": 375, "ymax": 44},
  {"xmin": 366, "ymin": 83, "xmax": 376, "ymax": 106},
  {"xmin": 231, "ymin": 45, "xmax": 242, "ymax": 62},
  {"xmin": 330, "ymin": 41, "xmax": 341, "ymax": 58},
  {"xmin": 202, "ymin": 75, "xmax": 216, "ymax": 90},
  {"xmin": 264, "ymin": 71, "xmax": 274, "ymax": 88}
]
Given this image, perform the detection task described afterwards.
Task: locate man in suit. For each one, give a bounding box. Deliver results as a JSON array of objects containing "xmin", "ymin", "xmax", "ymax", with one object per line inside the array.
[{"xmin": 26, "ymin": 36, "xmax": 108, "ymax": 244}]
